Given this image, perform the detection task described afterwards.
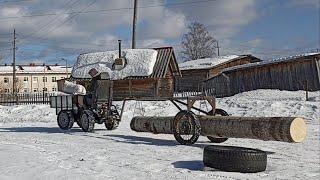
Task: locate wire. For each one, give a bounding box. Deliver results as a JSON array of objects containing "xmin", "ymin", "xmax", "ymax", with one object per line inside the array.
[
  {"xmin": 20, "ymin": 0, "xmax": 82, "ymax": 41},
  {"xmin": 32, "ymin": 0, "xmax": 98, "ymax": 42},
  {"xmin": 0, "ymin": 0, "xmax": 216, "ymax": 20},
  {"xmin": 0, "ymin": 0, "xmax": 32, "ymax": 3}
]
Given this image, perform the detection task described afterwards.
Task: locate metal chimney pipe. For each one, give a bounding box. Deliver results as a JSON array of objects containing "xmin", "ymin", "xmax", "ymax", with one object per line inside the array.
[{"xmin": 118, "ymin": 40, "xmax": 122, "ymax": 58}]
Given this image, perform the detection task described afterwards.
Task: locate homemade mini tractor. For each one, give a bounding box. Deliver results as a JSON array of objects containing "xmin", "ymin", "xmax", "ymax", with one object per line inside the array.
[
  {"xmin": 50, "ymin": 75, "xmax": 228, "ymax": 145},
  {"xmin": 50, "ymin": 45, "xmax": 231, "ymax": 145}
]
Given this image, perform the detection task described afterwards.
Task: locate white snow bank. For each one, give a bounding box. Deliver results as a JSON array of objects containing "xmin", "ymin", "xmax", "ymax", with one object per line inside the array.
[
  {"xmin": 71, "ymin": 49, "xmax": 158, "ymax": 79},
  {"xmin": 178, "ymin": 55, "xmax": 239, "ymax": 70}
]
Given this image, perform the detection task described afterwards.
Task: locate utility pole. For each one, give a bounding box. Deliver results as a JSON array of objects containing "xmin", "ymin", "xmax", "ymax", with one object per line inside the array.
[
  {"xmin": 12, "ymin": 29, "xmax": 16, "ymax": 96},
  {"xmin": 216, "ymin": 41, "xmax": 220, "ymax": 56},
  {"xmin": 61, "ymin": 58, "xmax": 68, "ymax": 78},
  {"xmin": 132, "ymin": 0, "xmax": 138, "ymax": 49}
]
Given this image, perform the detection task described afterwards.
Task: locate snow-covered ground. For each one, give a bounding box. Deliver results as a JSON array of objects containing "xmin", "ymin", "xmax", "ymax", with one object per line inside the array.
[{"xmin": 0, "ymin": 89, "xmax": 319, "ymax": 180}]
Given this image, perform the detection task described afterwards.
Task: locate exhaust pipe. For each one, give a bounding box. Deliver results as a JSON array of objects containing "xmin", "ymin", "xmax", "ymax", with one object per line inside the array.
[{"xmin": 118, "ymin": 40, "xmax": 122, "ymax": 58}]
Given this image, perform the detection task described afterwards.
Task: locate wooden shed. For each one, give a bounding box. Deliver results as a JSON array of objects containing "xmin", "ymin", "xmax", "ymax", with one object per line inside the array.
[
  {"xmin": 205, "ymin": 52, "xmax": 320, "ymax": 97},
  {"xmin": 70, "ymin": 47, "xmax": 181, "ymax": 101},
  {"xmin": 175, "ymin": 55, "xmax": 260, "ymax": 92}
]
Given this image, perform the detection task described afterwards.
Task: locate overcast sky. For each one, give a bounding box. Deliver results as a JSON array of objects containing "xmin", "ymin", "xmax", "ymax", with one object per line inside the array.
[{"xmin": 0, "ymin": 0, "xmax": 319, "ymax": 65}]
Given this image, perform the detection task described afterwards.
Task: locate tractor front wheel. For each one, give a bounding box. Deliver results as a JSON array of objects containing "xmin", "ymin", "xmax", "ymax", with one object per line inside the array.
[{"xmin": 57, "ymin": 110, "xmax": 74, "ymax": 130}]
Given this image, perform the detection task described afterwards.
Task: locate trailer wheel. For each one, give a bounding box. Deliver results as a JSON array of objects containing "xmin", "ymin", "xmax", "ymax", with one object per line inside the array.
[
  {"xmin": 203, "ymin": 145, "xmax": 267, "ymax": 173},
  {"xmin": 173, "ymin": 110, "xmax": 201, "ymax": 145},
  {"xmin": 57, "ymin": 110, "xmax": 74, "ymax": 130},
  {"xmin": 80, "ymin": 110, "xmax": 95, "ymax": 132},
  {"xmin": 207, "ymin": 109, "xmax": 229, "ymax": 143}
]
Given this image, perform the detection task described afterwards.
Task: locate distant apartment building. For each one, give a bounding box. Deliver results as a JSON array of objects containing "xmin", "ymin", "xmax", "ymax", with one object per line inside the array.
[{"xmin": 0, "ymin": 63, "xmax": 72, "ymax": 93}]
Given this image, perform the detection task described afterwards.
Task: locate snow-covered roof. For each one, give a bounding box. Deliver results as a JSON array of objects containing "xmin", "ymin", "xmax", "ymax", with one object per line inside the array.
[
  {"xmin": 71, "ymin": 49, "xmax": 158, "ymax": 79},
  {"xmin": 178, "ymin": 55, "xmax": 240, "ymax": 70},
  {"xmin": 223, "ymin": 52, "xmax": 320, "ymax": 72},
  {"xmin": 0, "ymin": 65, "xmax": 72, "ymax": 74}
]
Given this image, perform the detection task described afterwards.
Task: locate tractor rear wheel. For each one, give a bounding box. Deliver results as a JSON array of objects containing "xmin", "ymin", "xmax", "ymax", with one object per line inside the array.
[{"xmin": 80, "ymin": 110, "xmax": 95, "ymax": 132}]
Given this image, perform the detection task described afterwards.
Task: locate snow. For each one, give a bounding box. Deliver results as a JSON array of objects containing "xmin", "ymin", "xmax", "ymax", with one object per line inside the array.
[
  {"xmin": 71, "ymin": 49, "xmax": 158, "ymax": 80},
  {"xmin": 178, "ymin": 55, "xmax": 239, "ymax": 70},
  {"xmin": 0, "ymin": 89, "xmax": 319, "ymax": 179}
]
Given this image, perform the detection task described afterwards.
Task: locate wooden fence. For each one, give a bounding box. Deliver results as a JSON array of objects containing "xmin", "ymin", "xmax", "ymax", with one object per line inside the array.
[{"xmin": 0, "ymin": 92, "xmax": 55, "ymax": 106}]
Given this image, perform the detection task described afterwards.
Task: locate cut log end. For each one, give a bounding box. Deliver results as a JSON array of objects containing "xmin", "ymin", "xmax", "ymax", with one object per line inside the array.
[{"xmin": 290, "ymin": 118, "xmax": 307, "ymax": 143}]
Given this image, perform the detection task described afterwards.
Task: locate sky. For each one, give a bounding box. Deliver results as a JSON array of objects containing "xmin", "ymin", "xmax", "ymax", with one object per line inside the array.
[{"xmin": 0, "ymin": 0, "xmax": 319, "ymax": 65}]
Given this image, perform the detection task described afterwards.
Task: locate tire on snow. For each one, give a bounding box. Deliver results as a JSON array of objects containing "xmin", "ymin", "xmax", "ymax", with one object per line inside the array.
[
  {"xmin": 57, "ymin": 110, "xmax": 74, "ymax": 130},
  {"xmin": 80, "ymin": 110, "xmax": 95, "ymax": 132},
  {"xmin": 207, "ymin": 109, "xmax": 229, "ymax": 143},
  {"xmin": 203, "ymin": 145, "xmax": 267, "ymax": 173}
]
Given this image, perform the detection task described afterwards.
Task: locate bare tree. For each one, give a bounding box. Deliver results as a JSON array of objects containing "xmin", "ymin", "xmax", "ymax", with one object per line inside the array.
[{"xmin": 181, "ymin": 22, "xmax": 218, "ymax": 60}]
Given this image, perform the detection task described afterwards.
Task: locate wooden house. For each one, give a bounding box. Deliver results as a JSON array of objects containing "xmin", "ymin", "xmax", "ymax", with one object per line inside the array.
[
  {"xmin": 205, "ymin": 52, "xmax": 320, "ymax": 97},
  {"xmin": 175, "ymin": 55, "xmax": 261, "ymax": 92},
  {"xmin": 70, "ymin": 47, "xmax": 181, "ymax": 100}
]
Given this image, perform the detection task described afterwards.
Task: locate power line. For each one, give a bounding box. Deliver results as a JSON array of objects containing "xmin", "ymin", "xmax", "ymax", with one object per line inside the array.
[
  {"xmin": 31, "ymin": 0, "xmax": 98, "ymax": 42},
  {"xmin": 0, "ymin": 0, "xmax": 216, "ymax": 21},
  {"xmin": 20, "ymin": 0, "xmax": 82, "ymax": 41},
  {"xmin": 0, "ymin": 0, "xmax": 32, "ymax": 3}
]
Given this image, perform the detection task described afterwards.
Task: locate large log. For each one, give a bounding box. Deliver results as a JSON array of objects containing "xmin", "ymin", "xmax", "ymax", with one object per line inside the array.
[{"xmin": 130, "ymin": 116, "xmax": 307, "ymax": 143}]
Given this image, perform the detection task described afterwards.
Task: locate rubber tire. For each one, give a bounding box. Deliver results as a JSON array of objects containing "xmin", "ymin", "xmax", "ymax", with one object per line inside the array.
[
  {"xmin": 207, "ymin": 109, "xmax": 229, "ymax": 143},
  {"xmin": 203, "ymin": 145, "xmax": 267, "ymax": 173},
  {"xmin": 105, "ymin": 121, "xmax": 119, "ymax": 130},
  {"xmin": 173, "ymin": 110, "xmax": 201, "ymax": 145},
  {"xmin": 57, "ymin": 110, "xmax": 74, "ymax": 130},
  {"xmin": 80, "ymin": 110, "xmax": 95, "ymax": 132}
]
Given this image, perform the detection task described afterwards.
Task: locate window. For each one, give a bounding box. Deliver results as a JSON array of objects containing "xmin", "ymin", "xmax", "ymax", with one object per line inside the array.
[
  {"xmin": 52, "ymin": 77, "xmax": 57, "ymax": 82},
  {"xmin": 4, "ymin": 89, "xmax": 9, "ymax": 93},
  {"xmin": 4, "ymin": 77, "xmax": 9, "ymax": 83},
  {"xmin": 33, "ymin": 88, "xmax": 38, "ymax": 92},
  {"xmin": 33, "ymin": 77, "xmax": 38, "ymax": 83},
  {"xmin": 52, "ymin": 87, "xmax": 57, "ymax": 92},
  {"xmin": 24, "ymin": 88, "xmax": 29, "ymax": 93},
  {"xmin": 43, "ymin": 87, "xmax": 47, "ymax": 91},
  {"xmin": 23, "ymin": 77, "xmax": 28, "ymax": 82},
  {"xmin": 43, "ymin": 77, "xmax": 47, "ymax": 82}
]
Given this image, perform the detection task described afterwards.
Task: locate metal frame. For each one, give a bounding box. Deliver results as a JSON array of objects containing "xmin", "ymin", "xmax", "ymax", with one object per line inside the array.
[{"xmin": 116, "ymin": 95, "xmax": 216, "ymax": 121}]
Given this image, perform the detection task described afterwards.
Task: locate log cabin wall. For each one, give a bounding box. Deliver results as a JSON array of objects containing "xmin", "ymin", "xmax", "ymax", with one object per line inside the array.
[
  {"xmin": 205, "ymin": 53, "xmax": 320, "ymax": 97},
  {"xmin": 175, "ymin": 55, "xmax": 260, "ymax": 93}
]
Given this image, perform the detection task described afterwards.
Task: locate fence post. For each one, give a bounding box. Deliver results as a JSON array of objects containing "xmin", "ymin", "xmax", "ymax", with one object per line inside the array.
[{"xmin": 43, "ymin": 91, "xmax": 45, "ymax": 104}]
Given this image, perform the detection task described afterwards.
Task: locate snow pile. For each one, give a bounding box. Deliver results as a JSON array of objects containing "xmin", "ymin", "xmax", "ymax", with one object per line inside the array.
[
  {"xmin": 71, "ymin": 49, "xmax": 158, "ymax": 79},
  {"xmin": 178, "ymin": 55, "xmax": 239, "ymax": 70},
  {"xmin": 0, "ymin": 105, "xmax": 55, "ymax": 123}
]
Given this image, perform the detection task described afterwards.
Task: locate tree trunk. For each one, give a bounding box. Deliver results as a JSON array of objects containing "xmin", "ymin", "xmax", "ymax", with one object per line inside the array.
[{"xmin": 130, "ymin": 116, "xmax": 307, "ymax": 143}]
